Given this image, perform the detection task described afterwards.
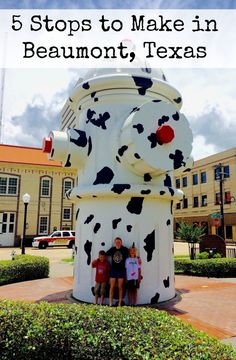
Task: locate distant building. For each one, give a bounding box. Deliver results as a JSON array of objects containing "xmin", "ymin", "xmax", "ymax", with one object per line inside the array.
[
  {"xmin": 174, "ymin": 148, "xmax": 236, "ymax": 241},
  {"xmin": 0, "ymin": 144, "xmax": 76, "ymax": 247}
]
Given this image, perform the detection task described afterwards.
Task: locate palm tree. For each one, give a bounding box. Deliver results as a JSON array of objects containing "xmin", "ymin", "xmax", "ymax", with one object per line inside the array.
[{"xmin": 176, "ymin": 222, "xmax": 206, "ymax": 260}]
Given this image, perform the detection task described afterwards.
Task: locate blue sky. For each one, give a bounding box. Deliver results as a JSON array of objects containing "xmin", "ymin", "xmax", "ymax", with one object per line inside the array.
[{"xmin": 0, "ymin": 1, "xmax": 236, "ymax": 161}]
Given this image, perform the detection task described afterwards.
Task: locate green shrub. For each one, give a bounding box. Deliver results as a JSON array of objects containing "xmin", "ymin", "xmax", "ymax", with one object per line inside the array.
[
  {"xmin": 175, "ymin": 258, "xmax": 236, "ymax": 277},
  {"xmin": 0, "ymin": 255, "xmax": 49, "ymax": 286},
  {"xmin": 213, "ymin": 253, "xmax": 222, "ymax": 259},
  {"xmin": 0, "ymin": 300, "xmax": 235, "ymax": 360},
  {"xmin": 197, "ymin": 251, "xmax": 209, "ymax": 260}
]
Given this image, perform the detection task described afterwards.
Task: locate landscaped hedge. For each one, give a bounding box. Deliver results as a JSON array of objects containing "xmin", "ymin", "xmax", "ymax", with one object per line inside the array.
[
  {"xmin": 0, "ymin": 255, "xmax": 49, "ymax": 286},
  {"xmin": 175, "ymin": 258, "xmax": 236, "ymax": 277},
  {"xmin": 0, "ymin": 301, "xmax": 235, "ymax": 360}
]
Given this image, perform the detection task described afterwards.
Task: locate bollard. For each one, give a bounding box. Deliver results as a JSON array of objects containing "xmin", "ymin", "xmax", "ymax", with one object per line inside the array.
[{"xmin": 43, "ymin": 68, "xmax": 193, "ymax": 304}]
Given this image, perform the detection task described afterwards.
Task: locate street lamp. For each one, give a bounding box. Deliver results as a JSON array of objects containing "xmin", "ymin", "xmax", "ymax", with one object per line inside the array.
[
  {"xmin": 215, "ymin": 164, "xmax": 225, "ymax": 241},
  {"xmin": 21, "ymin": 193, "xmax": 30, "ymax": 255}
]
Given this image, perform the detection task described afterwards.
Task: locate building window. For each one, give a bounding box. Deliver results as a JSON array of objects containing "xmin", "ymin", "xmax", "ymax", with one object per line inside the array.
[
  {"xmin": 201, "ymin": 195, "xmax": 207, "ymax": 207},
  {"xmin": 192, "ymin": 173, "xmax": 198, "ymax": 185},
  {"xmin": 175, "ymin": 178, "xmax": 180, "ymax": 189},
  {"xmin": 225, "ymin": 191, "xmax": 231, "ymax": 204},
  {"xmin": 39, "ymin": 216, "xmax": 49, "ymax": 234},
  {"xmin": 0, "ymin": 177, "xmax": 7, "ymax": 194},
  {"xmin": 9, "ymin": 213, "xmax": 15, "ymax": 233},
  {"xmin": 215, "ymin": 165, "xmax": 230, "ymax": 180},
  {"xmin": 224, "ymin": 165, "xmax": 230, "ymax": 178},
  {"xmin": 226, "ymin": 225, "xmax": 232, "ymax": 239},
  {"xmin": 0, "ymin": 212, "xmax": 15, "ymax": 233},
  {"xmin": 215, "ymin": 192, "xmax": 221, "ymax": 205},
  {"xmin": 63, "ymin": 179, "xmax": 73, "ymax": 197},
  {"xmin": 182, "ymin": 176, "xmax": 188, "ymax": 187},
  {"xmin": 193, "ymin": 196, "xmax": 199, "ymax": 207},
  {"xmin": 63, "ymin": 208, "xmax": 71, "ymax": 220},
  {"xmin": 0, "ymin": 176, "xmax": 18, "ymax": 195},
  {"xmin": 183, "ymin": 198, "xmax": 188, "ymax": 209},
  {"xmin": 176, "ymin": 203, "xmax": 181, "ymax": 210},
  {"xmin": 41, "ymin": 178, "xmax": 51, "ymax": 197},
  {"xmin": 201, "ymin": 171, "xmax": 207, "ymax": 184}
]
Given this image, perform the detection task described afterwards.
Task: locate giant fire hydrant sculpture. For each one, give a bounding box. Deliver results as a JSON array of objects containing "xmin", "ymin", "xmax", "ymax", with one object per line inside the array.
[{"xmin": 43, "ymin": 67, "xmax": 193, "ymax": 304}]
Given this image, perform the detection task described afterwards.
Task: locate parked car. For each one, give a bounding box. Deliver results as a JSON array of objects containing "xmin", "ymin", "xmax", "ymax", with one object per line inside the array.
[{"xmin": 32, "ymin": 230, "xmax": 75, "ymax": 249}]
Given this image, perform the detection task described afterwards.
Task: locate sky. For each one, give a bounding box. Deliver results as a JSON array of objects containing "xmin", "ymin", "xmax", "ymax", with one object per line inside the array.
[{"xmin": 0, "ymin": 0, "xmax": 236, "ymax": 161}]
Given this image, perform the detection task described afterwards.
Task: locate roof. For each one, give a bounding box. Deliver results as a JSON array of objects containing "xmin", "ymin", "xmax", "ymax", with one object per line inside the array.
[
  {"xmin": 0, "ymin": 144, "xmax": 62, "ymax": 167},
  {"xmin": 193, "ymin": 147, "xmax": 236, "ymax": 169}
]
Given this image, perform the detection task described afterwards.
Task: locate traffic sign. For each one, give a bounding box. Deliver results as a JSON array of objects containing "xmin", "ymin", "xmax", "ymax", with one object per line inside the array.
[
  {"xmin": 212, "ymin": 218, "xmax": 221, "ymax": 228},
  {"xmin": 211, "ymin": 212, "xmax": 221, "ymax": 219}
]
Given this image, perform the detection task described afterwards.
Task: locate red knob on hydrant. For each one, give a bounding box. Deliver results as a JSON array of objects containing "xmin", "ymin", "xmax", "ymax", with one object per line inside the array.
[
  {"xmin": 156, "ymin": 125, "xmax": 175, "ymax": 144},
  {"xmin": 42, "ymin": 137, "xmax": 52, "ymax": 153}
]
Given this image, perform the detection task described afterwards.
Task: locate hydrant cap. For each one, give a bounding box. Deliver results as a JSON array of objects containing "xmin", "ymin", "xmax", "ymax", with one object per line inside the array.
[
  {"xmin": 42, "ymin": 137, "xmax": 52, "ymax": 153},
  {"xmin": 156, "ymin": 125, "xmax": 175, "ymax": 144}
]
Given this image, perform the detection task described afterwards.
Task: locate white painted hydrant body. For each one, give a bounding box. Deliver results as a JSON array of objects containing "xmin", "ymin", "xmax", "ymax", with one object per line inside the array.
[{"xmin": 43, "ymin": 68, "xmax": 193, "ymax": 304}]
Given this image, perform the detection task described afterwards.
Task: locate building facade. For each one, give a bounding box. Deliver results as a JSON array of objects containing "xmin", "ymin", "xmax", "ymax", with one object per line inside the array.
[
  {"xmin": 0, "ymin": 144, "xmax": 76, "ymax": 247},
  {"xmin": 174, "ymin": 148, "xmax": 236, "ymax": 241}
]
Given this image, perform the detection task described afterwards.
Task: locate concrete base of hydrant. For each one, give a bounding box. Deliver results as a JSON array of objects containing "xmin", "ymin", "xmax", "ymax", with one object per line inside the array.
[
  {"xmin": 72, "ymin": 274, "xmax": 176, "ymax": 305},
  {"xmin": 70, "ymin": 290, "xmax": 178, "ymax": 307}
]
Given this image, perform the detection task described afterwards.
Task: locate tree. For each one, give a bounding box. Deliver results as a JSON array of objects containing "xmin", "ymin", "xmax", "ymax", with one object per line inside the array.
[{"xmin": 176, "ymin": 222, "xmax": 206, "ymax": 260}]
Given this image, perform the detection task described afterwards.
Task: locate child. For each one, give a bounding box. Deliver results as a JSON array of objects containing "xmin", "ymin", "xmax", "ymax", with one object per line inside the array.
[
  {"xmin": 92, "ymin": 250, "xmax": 110, "ymax": 305},
  {"xmin": 106, "ymin": 237, "xmax": 129, "ymax": 306},
  {"xmin": 125, "ymin": 246, "xmax": 142, "ymax": 306}
]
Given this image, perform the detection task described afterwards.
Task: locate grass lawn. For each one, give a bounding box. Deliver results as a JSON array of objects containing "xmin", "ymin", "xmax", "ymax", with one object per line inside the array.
[
  {"xmin": 62, "ymin": 257, "xmax": 74, "ymax": 263},
  {"xmin": 174, "ymin": 255, "xmax": 190, "ymax": 259}
]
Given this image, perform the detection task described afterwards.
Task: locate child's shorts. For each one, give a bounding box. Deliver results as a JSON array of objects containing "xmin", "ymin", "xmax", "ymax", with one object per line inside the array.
[
  {"xmin": 110, "ymin": 269, "xmax": 126, "ymax": 279},
  {"xmin": 127, "ymin": 280, "xmax": 139, "ymax": 289},
  {"xmin": 95, "ymin": 282, "xmax": 107, "ymax": 296}
]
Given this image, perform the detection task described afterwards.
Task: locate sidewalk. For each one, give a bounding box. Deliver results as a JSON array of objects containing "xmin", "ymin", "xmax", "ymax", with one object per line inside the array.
[{"xmin": 0, "ymin": 275, "xmax": 235, "ymax": 347}]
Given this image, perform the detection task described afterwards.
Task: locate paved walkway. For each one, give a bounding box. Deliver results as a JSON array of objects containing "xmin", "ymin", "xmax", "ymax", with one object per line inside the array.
[
  {"xmin": 0, "ymin": 275, "xmax": 235, "ymax": 347},
  {"xmin": 158, "ymin": 276, "xmax": 236, "ymax": 342}
]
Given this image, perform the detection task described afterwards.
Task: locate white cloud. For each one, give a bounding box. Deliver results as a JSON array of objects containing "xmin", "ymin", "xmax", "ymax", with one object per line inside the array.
[
  {"xmin": 2, "ymin": 67, "xmax": 236, "ymax": 162},
  {"xmin": 165, "ymin": 68, "xmax": 236, "ymax": 158},
  {"xmin": 3, "ymin": 68, "xmax": 75, "ymax": 117},
  {"xmin": 1, "ymin": 68, "xmax": 80, "ymax": 145},
  {"xmin": 166, "ymin": 69, "xmax": 236, "ymax": 119},
  {"xmin": 192, "ymin": 135, "xmax": 218, "ymax": 160}
]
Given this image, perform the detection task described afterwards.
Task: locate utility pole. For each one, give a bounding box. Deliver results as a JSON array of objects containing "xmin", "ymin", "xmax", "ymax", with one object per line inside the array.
[{"xmin": 217, "ymin": 163, "xmax": 225, "ymax": 241}]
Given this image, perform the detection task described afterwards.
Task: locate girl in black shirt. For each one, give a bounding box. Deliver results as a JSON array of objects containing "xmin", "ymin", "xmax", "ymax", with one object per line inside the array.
[{"xmin": 107, "ymin": 237, "xmax": 128, "ymax": 306}]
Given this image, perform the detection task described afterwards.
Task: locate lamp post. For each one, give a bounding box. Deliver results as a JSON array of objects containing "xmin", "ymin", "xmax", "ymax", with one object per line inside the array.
[
  {"xmin": 21, "ymin": 193, "xmax": 30, "ymax": 255},
  {"xmin": 215, "ymin": 164, "xmax": 225, "ymax": 241}
]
